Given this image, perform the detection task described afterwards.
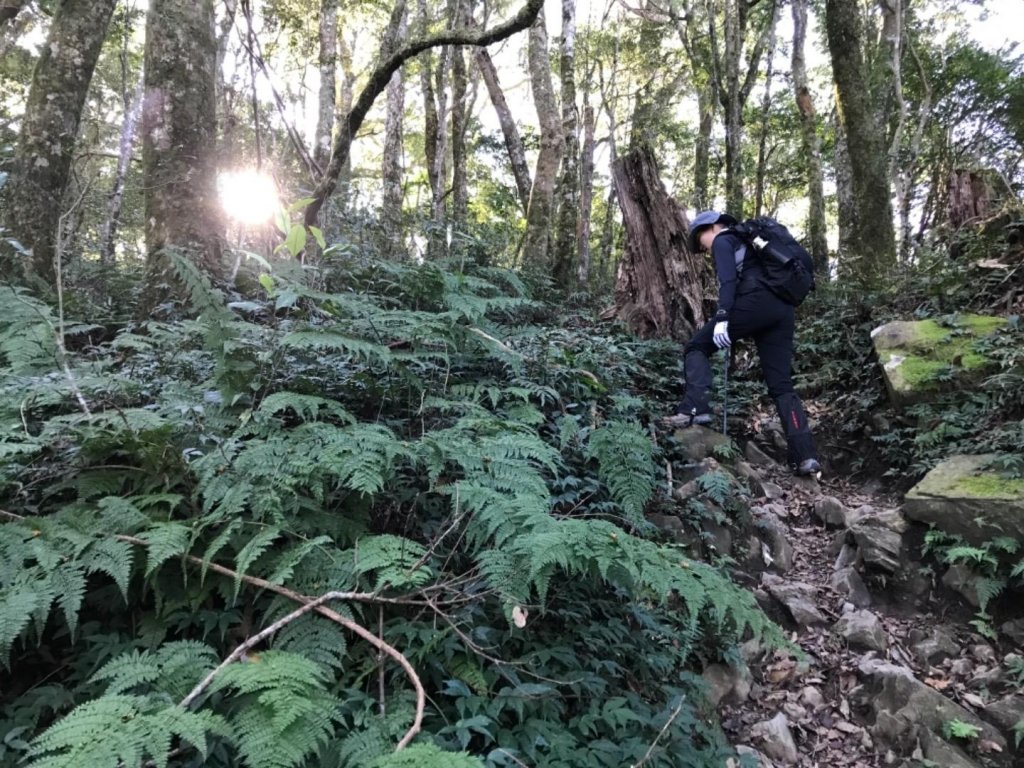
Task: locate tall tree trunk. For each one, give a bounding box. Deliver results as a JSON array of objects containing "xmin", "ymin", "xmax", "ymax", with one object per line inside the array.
[
  {"xmin": 753, "ymin": 2, "xmax": 779, "ymax": 218},
  {"xmin": 790, "ymin": 0, "xmax": 828, "ymax": 275},
  {"xmin": 475, "ymin": 46, "xmax": 531, "ymax": 213},
  {"xmin": 611, "ymin": 146, "xmax": 712, "ymax": 340},
  {"xmin": 142, "ymin": 0, "xmax": 223, "ymax": 300},
  {"xmin": 832, "ymin": 110, "xmax": 856, "ymax": 265},
  {"xmin": 450, "ymin": 0, "xmax": 470, "ymax": 248},
  {"xmin": 521, "ymin": 7, "xmax": 562, "ymax": 273},
  {"xmin": 597, "ymin": 52, "xmax": 619, "ymax": 287},
  {"xmin": 100, "ymin": 70, "xmax": 146, "ymax": 265},
  {"xmin": 708, "ymin": 0, "xmax": 775, "ymax": 218},
  {"xmin": 314, "ymin": 0, "xmax": 338, "ymax": 170},
  {"xmin": 676, "ymin": 2, "xmax": 714, "ymax": 210},
  {"xmin": 382, "ymin": 1, "xmax": 409, "ymax": 258},
  {"xmin": 551, "ymin": 0, "xmax": 579, "ymax": 288},
  {"xmin": 2, "ymin": 0, "xmax": 117, "ymax": 285},
  {"xmin": 825, "ymin": 0, "xmax": 896, "ymax": 283},
  {"xmin": 628, "ymin": 7, "xmax": 664, "ymax": 152},
  {"xmin": 335, "ymin": 32, "xmax": 356, "ymax": 208},
  {"xmin": 577, "ymin": 103, "xmax": 596, "ymax": 286}
]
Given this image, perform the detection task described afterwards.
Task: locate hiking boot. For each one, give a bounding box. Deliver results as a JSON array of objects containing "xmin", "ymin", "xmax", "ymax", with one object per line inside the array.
[
  {"xmin": 795, "ymin": 458, "xmax": 821, "ymax": 476},
  {"xmin": 664, "ymin": 410, "xmax": 713, "ymax": 428}
]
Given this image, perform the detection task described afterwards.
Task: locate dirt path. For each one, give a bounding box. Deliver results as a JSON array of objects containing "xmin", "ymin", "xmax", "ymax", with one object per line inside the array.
[{"xmin": 712, "ymin": 452, "xmax": 1021, "ymax": 768}]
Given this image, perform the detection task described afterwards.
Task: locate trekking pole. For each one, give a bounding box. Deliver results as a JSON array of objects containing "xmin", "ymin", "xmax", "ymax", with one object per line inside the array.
[{"xmin": 722, "ymin": 354, "xmax": 729, "ymax": 436}]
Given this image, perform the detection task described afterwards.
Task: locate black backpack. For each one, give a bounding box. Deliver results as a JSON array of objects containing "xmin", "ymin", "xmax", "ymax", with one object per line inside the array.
[{"xmin": 731, "ymin": 217, "xmax": 816, "ymax": 306}]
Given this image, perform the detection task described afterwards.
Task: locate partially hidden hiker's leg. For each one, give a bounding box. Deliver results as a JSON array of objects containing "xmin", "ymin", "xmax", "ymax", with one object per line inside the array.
[
  {"xmin": 754, "ymin": 300, "xmax": 819, "ymax": 470},
  {"xmin": 676, "ymin": 319, "xmax": 718, "ymax": 419}
]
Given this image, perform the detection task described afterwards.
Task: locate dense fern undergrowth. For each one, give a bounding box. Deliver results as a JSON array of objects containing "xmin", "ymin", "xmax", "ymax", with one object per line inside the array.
[{"xmin": 0, "ymin": 254, "xmax": 783, "ymax": 768}]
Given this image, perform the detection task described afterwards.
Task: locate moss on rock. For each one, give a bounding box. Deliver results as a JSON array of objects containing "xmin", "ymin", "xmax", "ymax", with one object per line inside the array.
[{"xmin": 871, "ymin": 314, "xmax": 1006, "ymax": 406}]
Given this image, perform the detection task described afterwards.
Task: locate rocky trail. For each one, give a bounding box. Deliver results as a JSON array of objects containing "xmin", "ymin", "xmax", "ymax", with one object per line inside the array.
[{"xmin": 662, "ymin": 427, "xmax": 1024, "ymax": 768}]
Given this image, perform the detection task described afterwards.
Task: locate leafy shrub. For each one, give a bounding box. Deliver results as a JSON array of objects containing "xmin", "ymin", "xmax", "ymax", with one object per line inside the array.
[{"xmin": 0, "ymin": 255, "xmax": 779, "ymax": 767}]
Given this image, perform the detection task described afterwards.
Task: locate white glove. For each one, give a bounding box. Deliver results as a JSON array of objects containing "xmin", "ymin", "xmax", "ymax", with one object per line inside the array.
[{"xmin": 713, "ymin": 321, "xmax": 731, "ymax": 349}]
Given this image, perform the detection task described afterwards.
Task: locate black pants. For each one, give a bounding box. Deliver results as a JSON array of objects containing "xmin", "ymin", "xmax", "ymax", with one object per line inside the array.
[{"xmin": 678, "ymin": 288, "xmax": 817, "ymax": 466}]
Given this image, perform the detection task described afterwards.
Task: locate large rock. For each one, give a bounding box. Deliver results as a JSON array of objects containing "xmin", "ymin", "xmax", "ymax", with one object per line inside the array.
[
  {"xmin": 830, "ymin": 567, "xmax": 873, "ymax": 608},
  {"xmin": 904, "ymin": 454, "xmax": 1024, "ymax": 545},
  {"xmin": 835, "ymin": 610, "xmax": 888, "ymax": 651},
  {"xmin": 851, "ymin": 521, "xmax": 904, "ymax": 574},
  {"xmin": 674, "ymin": 425, "xmax": 733, "ymax": 463},
  {"xmin": 857, "ymin": 658, "xmax": 1006, "ymax": 753},
  {"xmin": 750, "ymin": 713, "xmax": 798, "ymax": 764},
  {"xmin": 762, "ymin": 574, "xmax": 827, "ymax": 627},
  {"xmin": 908, "ymin": 627, "xmax": 960, "ymax": 668},
  {"xmin": 871, "ymin": 315, "xmax": 1006, "ymax": 406}
]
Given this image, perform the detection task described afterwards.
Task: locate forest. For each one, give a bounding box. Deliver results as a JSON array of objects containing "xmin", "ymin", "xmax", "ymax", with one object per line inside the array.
[{"xmin": 0, "ymin": 0, "xmax": 1022, "ymax": 766}]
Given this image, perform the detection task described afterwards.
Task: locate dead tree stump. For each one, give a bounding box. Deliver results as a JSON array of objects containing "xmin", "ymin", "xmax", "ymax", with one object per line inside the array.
[{"xmin": 610, "ymin": 146, "xmax": 713, "ymax": 341}]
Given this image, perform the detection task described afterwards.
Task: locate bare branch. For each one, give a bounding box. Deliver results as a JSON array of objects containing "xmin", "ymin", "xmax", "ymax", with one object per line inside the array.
[{"xmin": 305, "ymin": 0, "xmax": 544, "ymax": 226}]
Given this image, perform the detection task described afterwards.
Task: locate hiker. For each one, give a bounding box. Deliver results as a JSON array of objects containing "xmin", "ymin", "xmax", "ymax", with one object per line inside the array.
[{"xmin": 665, "ymin": 210, "xmax": 821, "ymax": 477}]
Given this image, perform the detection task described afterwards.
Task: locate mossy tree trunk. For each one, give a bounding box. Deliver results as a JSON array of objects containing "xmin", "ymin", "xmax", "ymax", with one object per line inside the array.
[
  {"xmin": 314, "ymin": 0, "xmax": 338, "ymax": 171},
  {"xmin": 521, "ymin": 7, "xmax": 562, "ymax": 274},
  {"xmin": 824, "ymin": 0, "xmax": 896, "ymax": 284},
  {"xmin": 2, "ymin": 0, "xmax": 117, "ymax": 286},
  {"xmin": 381, "ymin": 0, "xmax": 408, "ymax": 259},
  {"xmin": 551, "ymin": 0, "xmax": 579, "ymax": 289},
  {"xmin": 141, "ymin": 0, "xmax": 223, "ymax": 309}
]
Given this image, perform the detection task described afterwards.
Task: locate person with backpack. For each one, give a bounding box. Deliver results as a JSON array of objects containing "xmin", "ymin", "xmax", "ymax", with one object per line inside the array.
[{"xmin": 664, "ymin": 210, "xmax": 821, "ymax": 477}]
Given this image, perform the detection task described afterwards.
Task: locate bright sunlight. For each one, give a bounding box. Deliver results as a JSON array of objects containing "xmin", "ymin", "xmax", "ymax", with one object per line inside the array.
[{"xmin": 218, "ymin": 169, "xmax": 279, "ymax": 225}]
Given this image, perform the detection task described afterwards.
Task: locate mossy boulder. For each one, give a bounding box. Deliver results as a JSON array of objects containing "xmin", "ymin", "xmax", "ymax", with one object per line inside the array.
[
  {"xmin": 903, "ymin": 454, "xmax": 1024, "ymax": 545},
  {"xmin": 870, "ymin": 315, "xmax": 1006, "ymax": 406}
]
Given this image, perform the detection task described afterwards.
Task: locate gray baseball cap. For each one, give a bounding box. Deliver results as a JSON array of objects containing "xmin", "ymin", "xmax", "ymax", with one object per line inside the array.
[{"xmin": 688, "ymin": 210, "xmax": 738, "ymax": 252}]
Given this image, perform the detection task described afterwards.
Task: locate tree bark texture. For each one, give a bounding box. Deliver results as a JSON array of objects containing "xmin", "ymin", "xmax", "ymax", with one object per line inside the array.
[
  {"xmin": 753, "ymin": 1, "xmax": 779, "ymax": 218},
  {"xmin": 946, "ymin": 170, "xmax": 993, "ymax": 230},
  {"xmin": 142, "ymin": 0, "xmax": 223, "ymax": 288},
  {"xmin": 475, "ymin": 46, "xmax": 532, "ymax": 213},
  {"xmin": 305, "ymin": 0, "xmax": 544, "ymax": 227},
  {"xmin": 100, "ymin": 70, "xmax": 146, "ymax": 265},
  {"xmin": 825, "ymin": 0, "xmax": 896, "ymax": 283},
  {"xmin": 521, "ymin": 7, "xmax": 562, "ymax": 273},
  {"xmin": 3, "ymin": 0, "xmax": 117, "ymax": 285},
  {"xmin": 611, "ymin": 146, "xmax": 713, "ymax": 341},
  {"xmin": 451, "ymin": 0, "xmax": 470, "ymax": 246},
  {"xmin": 314, "ymin": 0, "xmax": 338, "ymax": 170},
  {"xmin": 382, "ymin": 1, "xmax": 408, "ymax": 258},
  {"xmin": 790, "ymin": 0, "xmax": 828, "ymax": 274},
  {"xmin": 577, "ymin": 103, "xmax": 596, "ymax": 286},
  {"xmin": 627, "ymin": 6, "xmax": 665, "ymax": 153},
  {"xmin": 551, "ymin": 0, "xmax": 579, "ymax": 288}
]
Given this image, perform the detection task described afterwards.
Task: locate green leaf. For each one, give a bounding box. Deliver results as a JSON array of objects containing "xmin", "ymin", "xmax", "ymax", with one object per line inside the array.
[
  {"xmin": 309, "ymin": 226, "xmax": 326, "ymax": 250},
  {"xmin": 283, "ymin": 225, "xmax": 307, "ymax": 258},
  {"xmin": 259, "ymin": 273, "xmax": 275, "ymax": 292}
]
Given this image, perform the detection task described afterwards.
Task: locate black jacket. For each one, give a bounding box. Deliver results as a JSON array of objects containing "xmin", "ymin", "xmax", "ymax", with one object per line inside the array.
[{"xmin": 710, "ymin": 230, "xmax": 766, "ymax": 320}]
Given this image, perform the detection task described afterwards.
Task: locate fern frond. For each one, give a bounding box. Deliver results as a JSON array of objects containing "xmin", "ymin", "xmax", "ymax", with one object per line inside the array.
[
  {"xmin": 25, "ymin": 694, "xmax": 228, "ymax": 768},
  {"xmin": 50, "ymin": 564, "xmax": 86, "ymax": 638},
  {"xmin": 234, "ymin": 527, "xmax": 282, "ymax": 595},
  {"xmin": 354, "ymin": 535, "xmax": 431, "ymax": 590},
  {"xmin": 258, "ymin": 392, "xmax": 355, "ymax": 424},
  {"xmin": 82, "ymin": 538, "xmax": 134, "ymax": 600},
  {"xmin": 139, "ymin": 522, "xmax": 192, "ymax": 577},
  {"xmin": 975, "ymin": 576, "xmax": 1006, "ymax": 612},
  {"xmin": 586, "ymin": 421, "xmax": 657, "ymax": 522},
  {"xmin": 211, "ymin": 651, "xmax": 337, "ymax": 768},
  {"xmin": 282, "ymin": 331, "xmax": 392, "ymax": 365},
  {"xmin": 368, "ymin": 743, "xmax": 485, "ymax": 768},
  {"xmin": 273, "ymin": 615, "xmax": 347, "ymax": 671}
]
